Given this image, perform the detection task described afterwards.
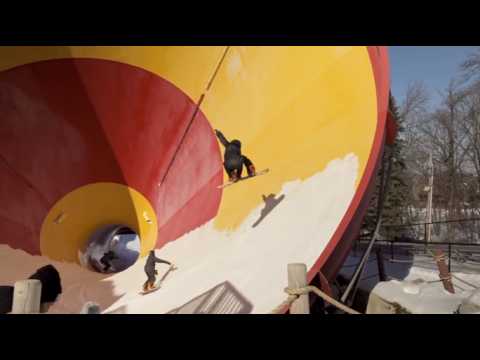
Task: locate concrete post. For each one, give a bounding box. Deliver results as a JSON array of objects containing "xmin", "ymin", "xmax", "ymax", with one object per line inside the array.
[
  {"xmin": 288, "ymin": 263, "xmax": 309, "ymax": 314},
  {"xmin": 11, "ymin": 280, "xmax": 42, "ymax": 314}
]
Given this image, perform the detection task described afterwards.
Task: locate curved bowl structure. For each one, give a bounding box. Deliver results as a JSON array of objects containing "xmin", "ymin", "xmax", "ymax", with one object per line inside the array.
[{"xmin": 0, "ymin": 46, "xmax": 390, "ymax": 313}]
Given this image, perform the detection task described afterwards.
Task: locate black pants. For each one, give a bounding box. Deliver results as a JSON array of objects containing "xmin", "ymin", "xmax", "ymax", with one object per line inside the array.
[
  {"xmin": 147, "ymin": 273, "xmax": 156, "ymax": 283},
  {"xmin": 143, "ymin": 271, "xmax": 158, "ymax": 291},
  {"xmin": 144, "ymin": 267, "xmax": 159, "ymax": 285},
  {"xmin": 225, "ymin": 155, "xmax": 250, "ymax": 178},
  {"xmin": 100, "ymin": 257, "xmax": 111, "ymax": 272},
  {"xmin": 225, "ymin": 164, "xmax": 242, "ymax": 178}
]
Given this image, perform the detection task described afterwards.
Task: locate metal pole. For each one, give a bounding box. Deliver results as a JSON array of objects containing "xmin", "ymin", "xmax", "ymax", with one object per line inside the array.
[
  {"xmin": 376, "ymin": 248, "xmax": 387, "ymax": 282},
  {"xmin": 341, "ymin": 222, "xmax": 382, "ymax": 304},
  {"xmin": 342, "ymin": 144, "xmax": 394, "ymax": 305},
  {"xmin": 426, "ymin": 151, "xmax": 434, "ymax": 243}
]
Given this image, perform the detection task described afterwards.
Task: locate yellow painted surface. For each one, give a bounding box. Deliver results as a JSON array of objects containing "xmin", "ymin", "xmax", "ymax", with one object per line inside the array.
[
  {"xmin": 0, "ymin": 46, "xmax": 226, "ymax": 103},
  {"xmin": 201, "ymin": 46, "xmax": 377, "ymax": 229},
  {"xmin": 40, "ymin": 183, "xmax": 158, "ymax": 262},
  {"xmin": 2, "ymin": 46, "xmax": 379, "ymax": 255}
]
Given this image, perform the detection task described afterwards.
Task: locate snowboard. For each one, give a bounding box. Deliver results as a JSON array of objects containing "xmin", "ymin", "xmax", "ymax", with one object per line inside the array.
[
  {"xmin": 217, "ymin": 168, "xmax": 270, "ymax": 189},
  {"xmin": 139, "ymin": 265, "xmax": 177, "ymax": 295}
]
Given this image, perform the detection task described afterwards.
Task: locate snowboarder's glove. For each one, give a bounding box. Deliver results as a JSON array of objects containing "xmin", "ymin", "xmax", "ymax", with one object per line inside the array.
[
  {"xmin": 154, "ymin": 270, "xmax": 158, "ymax": 275},
  {"xmin": 248, "ymin": 165, "xmax": 256, "ymax": 176}
]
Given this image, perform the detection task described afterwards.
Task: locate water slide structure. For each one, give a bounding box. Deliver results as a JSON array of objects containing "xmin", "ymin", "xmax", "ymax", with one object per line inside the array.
[{"xmin": 0, "ymin": 46, "xmax": 395, "ymax": 314}]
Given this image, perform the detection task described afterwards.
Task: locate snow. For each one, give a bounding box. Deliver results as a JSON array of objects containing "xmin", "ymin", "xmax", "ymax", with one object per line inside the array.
[
  {"xmin": 340, "ymin": 248, "xmax": 480, "ymax": 314},
  {"xmin": 372, "ymin": 280, "xmax": 465, "ymax": 314},
  {"xmin": 459, "ymin": 289, "xmax": 480, "ymax": 314}
]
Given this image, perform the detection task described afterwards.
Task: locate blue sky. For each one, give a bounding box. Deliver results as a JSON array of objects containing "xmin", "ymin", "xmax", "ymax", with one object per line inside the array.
[{"xmin": 389, "ymin": 46, "xmax": 479, "ymax": 107}]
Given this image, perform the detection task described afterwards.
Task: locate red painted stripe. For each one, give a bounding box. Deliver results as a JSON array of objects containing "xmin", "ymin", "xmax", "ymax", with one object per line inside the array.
[
  {"xmin": 0, "ymin": 215, "xmax": 36, "ymax": 253},
  {"xmin": 0, "ymin": 147, "xmax": 54, "ymax": 254},
  {"xmin": 0, "ymin": 59, "xmax": 222, "ymax": 254},
  {"xmin": 153, "ymin": 101, "xmax": 223, "ymax": 247},
  {"xmin": 0, "ymin": 51, "xmax": 391, "ymax": 282},
  {"xmin": 157, "ymin": 170, "xmax": 223, "ymax": 246}
]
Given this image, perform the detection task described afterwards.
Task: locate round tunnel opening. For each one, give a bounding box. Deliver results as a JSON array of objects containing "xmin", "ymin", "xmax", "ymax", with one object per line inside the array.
[{"xmin": 80, "ymin": 224, "xmax": 141, "ymax": 274}]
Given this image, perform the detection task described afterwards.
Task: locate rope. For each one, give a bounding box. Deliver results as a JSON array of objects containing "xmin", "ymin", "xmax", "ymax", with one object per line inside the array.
[
  {"xmin": 159, "ymin": 46, "xmax": 230, "ymax": 185},
  {"xmin": 427, "ymin": 249, "xmax": 454, "ymax": 283},
  {"xmin": 433, "ymin": 253, "xmax": 447, "ymax": 262},
  {"xmin": 271, "ymin": 285, "xmax": 361, "ymax": 315},
  {"xmin": 270, "ymin": 295, "xmax": 298, "ymax": 314},
  {"xmin": 439, "ymin": 274, "xmax": 452, "ymax": 281},
  {"xmin": 451, "ymin": 274, "xmax": 479, "ymax": 289},
  {"xmin": 420, "ymin": 249, "xmax": 479, "ymax": 293},
  {"xmin": 452, "ymin": 283, "xmax": 467, "ymax": 292}
]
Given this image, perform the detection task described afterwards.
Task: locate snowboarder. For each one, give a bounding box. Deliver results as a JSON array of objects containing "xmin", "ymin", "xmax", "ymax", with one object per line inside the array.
[
  {"xmin": 100, "ymin": 250, "xmax": 118, "ymax": 272},
  {"xmin": 99, "ymin": 236, "xmax": 120, "ymax": 273},
  {"xmin": 143, "ymin": 250, "xmax": 174, "ymax": 292},
  {"xmin": 215, "ymin": 129, "xmax": 256, "ymax": 183}
]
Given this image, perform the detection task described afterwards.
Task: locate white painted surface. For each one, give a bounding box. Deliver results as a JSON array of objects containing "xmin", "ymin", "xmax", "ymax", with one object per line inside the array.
[{"xmin": 1, "ymin": 154, "xmax": 359, "ymax": 314}]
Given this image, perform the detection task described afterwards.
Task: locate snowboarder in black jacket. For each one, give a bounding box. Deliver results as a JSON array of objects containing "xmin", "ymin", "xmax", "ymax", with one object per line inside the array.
[
  {"xmin": 215, "ymin": 129, "xmax": 256, "ymax": 182},
  {"xmin": 143, "ymin": 250, "xmax": 173, "ymax": 291},
  {"xmin": 100, "ymin": 251, "xmax": 118, "ymax": 272},
  {"xmin": 99, "ymin": 236, "xmax": 120, "ymax": 273}
]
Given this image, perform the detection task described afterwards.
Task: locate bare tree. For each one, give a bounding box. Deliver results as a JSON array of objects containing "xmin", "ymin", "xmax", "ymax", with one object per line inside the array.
[
  {"xmin": 460, "ymin": 48, "xmax": 480, "ymax": 195},
  {"xmin": 423, "ymin": 80, "xmax": 470, "ymax": 217},
  {"xmin": 458, "ymin": 85, "xmax": 480, "ymax": 208},
  {"xmin": 379, "ymin": 48, "xmax": 480, "ymax": 244},
  {"xmin": 461, "ymin": 47, "xmax": 480, "ymax": 86},
  {"xmin": 400, "ymin": 81, "xmax": 430, "ymax": 123},
  {"xmin": 400, "ymin": 81, "xmax": 431, "ymax": 222}
]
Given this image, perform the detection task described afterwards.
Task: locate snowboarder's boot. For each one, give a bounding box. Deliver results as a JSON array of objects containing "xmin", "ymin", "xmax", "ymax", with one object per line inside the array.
[{"xmin": 229, "ymin": 169, "xmax": 239, "ymax": 183}]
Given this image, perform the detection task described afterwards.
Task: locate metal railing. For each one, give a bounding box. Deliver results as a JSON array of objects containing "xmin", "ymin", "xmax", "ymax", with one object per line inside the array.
[
  {"xmin": 355, "ymin": 238, "xmax": 480, "ymax": 273},
  {"xmin": 380, "ymin": 217, "xmax": 480, "ymax": 244},
  {"xmin": 355, "ymin": 218, "xmax": 480, "ymax": 271}
]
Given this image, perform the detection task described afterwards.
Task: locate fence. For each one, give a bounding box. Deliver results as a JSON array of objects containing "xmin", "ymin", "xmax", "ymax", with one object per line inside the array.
[
  {"xmin": 355, "ymin": 239, "xmax": 480, "ymax": 273},
  {"xmin": 381, "ymin": 217, "xmax": 480, "ymax": 244}
]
